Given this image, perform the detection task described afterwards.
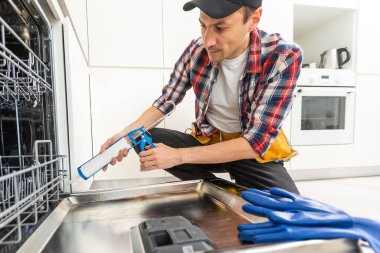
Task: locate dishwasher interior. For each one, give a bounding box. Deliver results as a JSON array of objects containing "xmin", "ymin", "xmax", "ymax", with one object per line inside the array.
[{"xmin": 0, "ymin": 0, "xmax": 65, "ymax": 251}]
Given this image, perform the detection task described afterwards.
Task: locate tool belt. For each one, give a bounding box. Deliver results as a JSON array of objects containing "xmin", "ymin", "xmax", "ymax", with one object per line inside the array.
[{"xmin": 189, "ymin": 122, "xmax": 298, "ymax": 163}]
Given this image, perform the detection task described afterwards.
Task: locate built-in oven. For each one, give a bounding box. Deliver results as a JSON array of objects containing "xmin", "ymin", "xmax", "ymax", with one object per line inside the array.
[{"xmin": 290, "ymin": 69, "xmax": 356, "ymax": 146}]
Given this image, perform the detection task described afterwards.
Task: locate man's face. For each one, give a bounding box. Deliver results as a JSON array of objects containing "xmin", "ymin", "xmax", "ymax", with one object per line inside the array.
[{"xmin": 199, "ymin": 8, "xmax": 261, "ymax": 62}]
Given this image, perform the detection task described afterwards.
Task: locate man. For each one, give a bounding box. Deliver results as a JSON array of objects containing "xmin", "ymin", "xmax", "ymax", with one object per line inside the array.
[{"xmin": 100, "ymin": 0, "xmax": 302, "ymax": 193}]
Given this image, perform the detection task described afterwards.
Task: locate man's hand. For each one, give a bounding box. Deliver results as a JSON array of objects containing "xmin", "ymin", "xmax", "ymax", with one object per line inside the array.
[
  {"xmin": 100, "ymin": 131, "xmax": 129, "ymax": 171},
  {"xmin": 139, "ymin": 143, "xmax": 182, "ymax": 171}
]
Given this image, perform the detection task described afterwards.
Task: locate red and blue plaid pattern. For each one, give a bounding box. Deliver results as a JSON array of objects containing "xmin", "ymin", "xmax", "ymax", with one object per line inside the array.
[{"xmin": 153, "ymin": 28, "xmax": 303, "ymax": 156}]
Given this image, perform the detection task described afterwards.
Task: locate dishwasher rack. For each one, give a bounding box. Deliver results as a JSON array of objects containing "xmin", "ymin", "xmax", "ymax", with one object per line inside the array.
[
  {"xmin": 0, "ymin": 16, "xmax": 52, "ymax": 102},
  {"xmin": 0, "ymin": 141, "xmax": 65, "ymax": 245},
  {"xmin": 1, "ymin": 0, "xmax": 66, "ymax": 249}
]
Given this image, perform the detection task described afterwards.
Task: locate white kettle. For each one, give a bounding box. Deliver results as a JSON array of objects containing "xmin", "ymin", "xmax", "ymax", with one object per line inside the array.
[{"xmin": 319, "ymin": 47, "xmax": 351, "ymax": 69}]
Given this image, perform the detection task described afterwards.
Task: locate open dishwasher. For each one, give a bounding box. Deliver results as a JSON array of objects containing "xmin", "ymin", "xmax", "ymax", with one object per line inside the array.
[
  {"xmin": 0, "ymin": 0, "xmax": 65, "ymax": 251},
  {"xmin": 0, "ymin": 0, "xmax": 367, "ymax": 252}
]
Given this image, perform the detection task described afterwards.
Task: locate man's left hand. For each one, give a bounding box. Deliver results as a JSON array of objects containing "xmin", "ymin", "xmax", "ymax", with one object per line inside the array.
[{"xmin": 139, "ymin": 143, "xmax": 182, "ymax": 171}]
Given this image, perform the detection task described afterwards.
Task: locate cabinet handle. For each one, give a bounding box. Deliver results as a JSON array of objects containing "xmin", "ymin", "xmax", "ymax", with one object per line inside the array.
[{"xmin": 297, "ymin": 89, "xmax": 302, "ymax": 93}]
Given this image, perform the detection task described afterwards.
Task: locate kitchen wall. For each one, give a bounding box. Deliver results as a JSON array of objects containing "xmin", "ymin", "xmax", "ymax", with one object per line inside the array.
[{"xmin": 53, "ymin": 0, "xmax": 380, "ymax": 184}]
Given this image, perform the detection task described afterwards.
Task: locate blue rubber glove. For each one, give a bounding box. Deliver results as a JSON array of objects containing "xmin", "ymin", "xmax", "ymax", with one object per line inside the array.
[
  {"xmin": 241, "ymin": 188, "xmax": 353, "ymax": 226},
  {"xmin": 238, "ymin": 217, "xmax": 380, "ymax": 253}
]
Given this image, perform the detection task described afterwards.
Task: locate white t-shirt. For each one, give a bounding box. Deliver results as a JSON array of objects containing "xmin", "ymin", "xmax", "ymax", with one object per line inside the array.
[{"xmin": 206, "ymin": 48, "xmax": 249, "ymax": 133}]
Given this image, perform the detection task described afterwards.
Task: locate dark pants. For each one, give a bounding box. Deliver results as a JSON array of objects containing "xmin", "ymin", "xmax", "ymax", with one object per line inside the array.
[{"xmin": 137, "ymin": 128, "xmax": 299, "ymax": 194}]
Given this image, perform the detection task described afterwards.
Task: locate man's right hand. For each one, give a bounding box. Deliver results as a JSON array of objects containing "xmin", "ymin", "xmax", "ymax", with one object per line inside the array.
[
  {"xmin": 98, "ymin": 106, "xmax": 166, "ymax": 172},
  {"xmin": 100, "ymin": 131, "xmax": 129, "ymax": 171}
]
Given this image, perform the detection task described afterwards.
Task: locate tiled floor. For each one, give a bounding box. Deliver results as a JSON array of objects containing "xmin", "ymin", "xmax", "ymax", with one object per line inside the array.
[{"xmin": 296, "ymin": 176, "xmax": 380, "ymax": 221}]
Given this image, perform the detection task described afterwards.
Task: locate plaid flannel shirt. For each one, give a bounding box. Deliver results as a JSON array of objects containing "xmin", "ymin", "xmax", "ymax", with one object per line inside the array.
[{"xmin": 153, "ymin": 28, "xmax": 303, "ymax": 156}]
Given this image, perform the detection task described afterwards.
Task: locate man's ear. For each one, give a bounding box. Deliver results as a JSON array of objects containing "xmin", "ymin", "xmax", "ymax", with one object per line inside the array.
[{"xmin": 249, "ymin": 7, "xmax": 262, "ymax": 31}]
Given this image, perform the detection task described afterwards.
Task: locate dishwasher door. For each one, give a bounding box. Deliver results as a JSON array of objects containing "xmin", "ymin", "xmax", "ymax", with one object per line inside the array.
[{"xmin": 17, "ymin": 179, "xmax": 362, "ymax": 253}]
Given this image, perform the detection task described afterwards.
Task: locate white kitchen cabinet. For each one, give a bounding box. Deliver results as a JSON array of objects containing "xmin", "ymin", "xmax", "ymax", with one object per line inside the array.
[
  {"xmin": 90, "ymin": 67, "xmax": 166, "ymax": 180},
  {"xmin": 356, "ymin": 1, "xmax": 380, "ymax": 74},
  {"xmin": 290, "ymin": 144, "xmax": 355, "ymax": 170},
  {"xmin": 352, "ymin": 75, "xmax": 380, "ymax": 166},
  {"xmin": 63, "ymin": 18, "xmax": 93, "ymax": 191},
  {"xmin": 292, "ymin": 0, "xmax": 359, "ymax": 9},
  {"xmin": 260, "ymin": 0, "xmax": 293, "ymax": 41},
  {"xmin": 58, "ymin": 0, "xmax": 89, "ymax": 60},
  {"xmin": 87, "ymin": 0, "xmax": 163, "ymax": 68},
  {"xmin": 163, "ymin": 0, "xmax": 200, "ymax": 69}
]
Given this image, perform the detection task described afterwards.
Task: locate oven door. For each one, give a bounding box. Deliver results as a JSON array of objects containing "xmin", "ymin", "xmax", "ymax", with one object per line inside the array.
[{"xmin": 291, "ymin": 87, "xmax": 356, "ymax": 145}]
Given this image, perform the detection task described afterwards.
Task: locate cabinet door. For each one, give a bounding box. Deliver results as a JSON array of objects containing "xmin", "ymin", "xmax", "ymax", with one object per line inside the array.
[
  {"xmin": 90, "ymin": 68, "xmax": 166, "ymax": 180},
  {"xmin": 290, "ymin": 144, "xmax": 355, "ymax": 170},
  {"xmin": 260, "ymin": 0, "xmax": 293, "ymax": 40},
  {"xmin": 292, "ymin": 0, "xmax": 359, "ymax": 9},
  {"xmin": 356, "ymin": 1, "xmax": 380, "ymax": 74},
  {"xmin": 59, "ymin": 0, "xmax": 89, "ymax": 60},
  {"xmin": 87, "ymin": 0, "xmax": 163, "ymax": 68},
  {"xmin": 353, "ymin": 75, "xmax": 380, "ymax": 166},
  {"xmin": 163, "ymin": 0, "xmax": 199, "ymax": 69}
]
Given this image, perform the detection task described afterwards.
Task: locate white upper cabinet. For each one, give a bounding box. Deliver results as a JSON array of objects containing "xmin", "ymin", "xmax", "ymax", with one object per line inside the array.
[
  {"xmin": 260, "ymin": 0, "xmax": 293, "ymax": 41},
  {"xmin": 163, "ymin": 0, "xmax": 200, "ymax": 69},
  {"xmin": 292, "ymin": 0, "xmax": 359, "ymax": 9},
  {"xmin": 356, "ymin": 1, "xmax": 380, "ymax": 74},
  {"xmin": 87, "ymin": 0, "xmax": 163, "ymax": 68},
  {"xmin": 59, "ymin": 0, "xmax": 89, "ymax": 60}
]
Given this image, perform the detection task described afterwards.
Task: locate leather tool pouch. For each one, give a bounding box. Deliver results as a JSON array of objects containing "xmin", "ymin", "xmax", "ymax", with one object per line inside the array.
[
  {"xmin": 190, "ymin": 122, "xmax": 212, "ymax": 145},
  {"xmin": 189, "ymin": 122, "xmax": 297, "ymax": 163},
  {"xmin": 255, "ymin": 128, "xmax": 298, "ymax": 163}
]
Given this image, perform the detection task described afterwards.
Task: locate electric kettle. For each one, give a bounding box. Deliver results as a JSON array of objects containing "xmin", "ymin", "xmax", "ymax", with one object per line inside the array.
[{"xmin": 319, "ymin": 47, "xmax": 351, "ymax": 69}]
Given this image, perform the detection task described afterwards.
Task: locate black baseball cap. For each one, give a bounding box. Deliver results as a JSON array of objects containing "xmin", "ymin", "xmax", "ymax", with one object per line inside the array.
[{"xmin": 183, "ymin": 0, "xmax": 262, "ymax": 19}]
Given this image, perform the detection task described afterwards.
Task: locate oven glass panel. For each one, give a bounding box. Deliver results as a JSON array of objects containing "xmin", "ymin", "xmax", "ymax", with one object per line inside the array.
[{"xmin": 301, "ymin": 96, "xmax": 346, "ymax": 130}]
